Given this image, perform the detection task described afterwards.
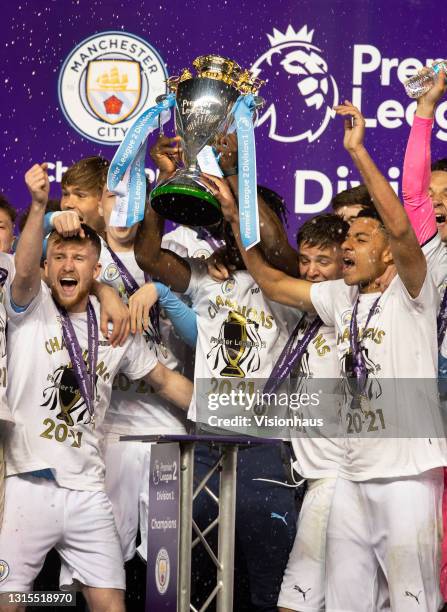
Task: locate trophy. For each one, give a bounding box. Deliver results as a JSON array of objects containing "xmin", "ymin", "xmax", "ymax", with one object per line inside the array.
[
  {"xmin": 220, "ymin": 311, "xmax": 248, "ymax": 378},
  {"xmin": 150, "ymin": 55, "xmax": 264, "ymax": 226}
]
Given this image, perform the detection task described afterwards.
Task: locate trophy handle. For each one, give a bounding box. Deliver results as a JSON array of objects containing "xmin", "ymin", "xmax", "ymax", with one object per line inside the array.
[{"xmin": 252, "ymin": 96, "xmax": 265, "ymax": 127}]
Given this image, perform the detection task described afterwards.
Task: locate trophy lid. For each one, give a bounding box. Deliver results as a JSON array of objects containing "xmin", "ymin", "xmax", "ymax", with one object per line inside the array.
[
  {"xmin": 193, "ymin": 55, "xmax": 242, "ymax": 80},
  {"xmin": 167, "ymin": 55, "xmax": 264, "ymax": 94}
]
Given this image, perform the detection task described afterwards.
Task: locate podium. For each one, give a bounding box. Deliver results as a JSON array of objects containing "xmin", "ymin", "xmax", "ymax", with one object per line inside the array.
[{"xmin": 121, "ymin": 433, "xmax": 280, "ymax": 611}]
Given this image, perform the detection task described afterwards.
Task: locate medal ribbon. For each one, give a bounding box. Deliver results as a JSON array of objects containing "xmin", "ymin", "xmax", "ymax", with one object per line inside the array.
[
  {"xmin": 263, "ymin": 314, "xmax": 323, "ymax": 395},
  {"xmin": 232, "ymin": 94, "xmax": 260, "ymax": 250},
  {"xmin": 104, "ymin": 245, "xmax": 161, "ymax": 345},
  {"xmin": 349, "ymin": 294, "xmax": 381, "ymax": 396},
  {"xmin": 56, "ymin": 300, "xmax": 98, "ymax": 422},
  {"xmin": 437, "ymin": 288, "xmax": 447, "ymax": 347},
  {"xmin": 107, "ymin": 94, "xmax": 176, "ymax": 227}
]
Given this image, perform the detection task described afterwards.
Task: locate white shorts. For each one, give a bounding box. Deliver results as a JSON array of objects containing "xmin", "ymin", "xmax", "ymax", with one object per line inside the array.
[
  {"xmin": 325, "ymin": 469, "xmax": 444, "ymax": 612},
  {"xmin": 0, "ymin": 475, "xmax": 125, "ymax": 592},
  {"xmin": 104, "ymin": 437, "xmax": 152, "ymax": 562},
  {"xmin": 278, "ymin": 478, "xmax": 336, "ymax": 611}
]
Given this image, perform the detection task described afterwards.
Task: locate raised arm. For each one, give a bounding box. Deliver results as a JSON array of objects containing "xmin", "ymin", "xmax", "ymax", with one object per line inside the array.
[
  {"xmin": 402, "ymin": 70, "xmax": 446, "ymax": 244},
  {"xmin": 335, "ymin": 102, "xmax": 426, "ymax": 298},
  {"xmin": 218, "ymin": 132, "xmax": 298, "ymax": 277},
  {"xmin": 134, "ymin": 202, "xmax": 191, "ymax": 293},
  {"xmin": 12, "ymin": 164, "xmax": 49, "ymax": 307},
  {"xmin": 201, "ymin": 174, "xmax": 314, "ymax": 311}
]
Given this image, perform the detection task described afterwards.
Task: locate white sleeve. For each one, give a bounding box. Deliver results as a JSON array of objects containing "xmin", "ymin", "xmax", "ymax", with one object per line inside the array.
[
  {"xmin": 6, "ymin": 279, "xmax": 47, "ymax": 322},
  {"xmin": 309, "ymin": 280, "xmax": 339, "ymax": 326},
  {"xmin": 119, "ymin": 333, "xmax": 159, "ymax": 380},
  {"xmin": 161, "ymin": 228, "xmax": 189, "ymax": 258},
  {"xmin": 422, "ymin": 233, "xmax": 447, "ymax": 293},
  {"xmin": 395, "ymin": 269, "xmax": 440, "ymax": 312},
  {"xmin": 184, "ymin": 258, "xmax": 207, "ymax": 302}
]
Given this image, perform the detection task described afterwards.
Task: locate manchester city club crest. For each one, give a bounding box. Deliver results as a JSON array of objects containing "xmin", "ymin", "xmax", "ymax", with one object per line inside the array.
[
  {"xmin": 103, "ymin": 262, "xmax": 120, "ymax": 282},
  {"xmin": 192, "ymin": 248, "xmax": 212, "ymax": 259},
  {"xmin": 58, "ymin": 31, "xmax": 168, "ymax": 144},
  {"xmin": 221, "ymin": 277, "xmax": 236, "ymax": 295},
  {"xmin": 86, "ymin": 59, "xmax": 141, "ymax": 125},
  {"xmin": 155, "ymin": 547, "xmax": 170, "ymax": 595}
]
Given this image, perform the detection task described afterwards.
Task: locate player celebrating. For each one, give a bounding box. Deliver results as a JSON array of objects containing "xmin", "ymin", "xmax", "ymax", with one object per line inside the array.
[
  {"xmin": 134, "ymin": 196, "xmax": 299, "ymax": 611},
  {"xmin": 59, "ymin": 156, "xmax": 109, "ymax": 235},
  {"xmin": 47, "ymin": 183, "xmax": 196, "ymax": 564},
  {"xmin": 0, "ymin": 164, "xmax": 193, "ymax": 612},
  {"xmin": 208, "ymin": 102, "xmax": 447, "ymax": 610},
  {"xmin": 274, "ymin": 213, "xmax": 347, "ymax": 612},
  {"xmin": 98, "ymin": 184, "xmax": 191, "ymax": 563}
]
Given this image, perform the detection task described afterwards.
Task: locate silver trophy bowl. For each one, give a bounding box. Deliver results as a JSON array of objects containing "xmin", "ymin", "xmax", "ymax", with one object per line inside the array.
[{"xmin": 151, "ymin": 55, "xmax": 263, "ymax": 226}]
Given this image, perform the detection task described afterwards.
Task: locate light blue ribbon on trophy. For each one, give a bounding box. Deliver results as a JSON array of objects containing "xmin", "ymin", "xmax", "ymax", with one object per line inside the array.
[
  {"xmin": 107, "ymin": 93, "xmax": 176, "ymax": 227},
  {"xmin": 232, "ymin": 94, "xmax": 260, "ymax": 250}
]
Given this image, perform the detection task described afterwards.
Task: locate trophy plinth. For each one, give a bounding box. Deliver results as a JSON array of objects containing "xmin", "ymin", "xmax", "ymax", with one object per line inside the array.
[{"xmin": 150, "ymin": 55, "xmax": 263, "ymax": 226}]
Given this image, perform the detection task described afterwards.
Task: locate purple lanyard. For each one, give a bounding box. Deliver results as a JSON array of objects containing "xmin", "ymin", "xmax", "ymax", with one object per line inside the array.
[
  {"xmin": 56, "ymin": 300, "xmax": 98, "ymax": 422},
  {"xmin": 264, "ymin": 314, "xmax": 323, "ymax": 395},
  {"xmin": 105, "ymin": 245, "xmax": 161, "ymax": 344},
  {"xmin": 349, "ymin": 293, "xmax": 381, "ymax": 395},
  {"xmin": 437, "ymin": 287, "xmax": 447, "ymax": 347},
  {"xmin": 195, "ymin": 227, "xmax": 225, "ymax": 252}
]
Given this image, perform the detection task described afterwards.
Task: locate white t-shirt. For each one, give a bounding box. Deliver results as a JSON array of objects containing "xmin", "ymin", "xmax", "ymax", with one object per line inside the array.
[
  {"xmin": 185, "ymin": 260, "xmax": 298, "ymax": 424},
  {"xmin": 99, "ymin": 245, "xmax": 186, "ymax": 436},
  {"xmin": 5, "ymin": 282, "xmax": 158, "ymax": 491},
  {"xmin": 162, "ymin": 225, "xmax": 217, "ymax": 260},
  {"xmin": 310, "ymin": 268, "xmax": 447, "ymax": 481},
  {"xmin": 0, "ymin": 254, "xmax": 14, "ymax": 426},
  {"xmin": 161, "ymin": 226, "xmax": 221, "ymax": 380},
  {"xmin": 289, "ymin": 313, "xmax": 344, "ymax": 479}
]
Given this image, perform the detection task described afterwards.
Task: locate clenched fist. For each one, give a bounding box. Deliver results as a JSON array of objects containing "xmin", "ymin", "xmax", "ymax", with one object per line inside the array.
[{"xmin": 25, "ymin": 163, "xmax": 49, "ymax": 207}]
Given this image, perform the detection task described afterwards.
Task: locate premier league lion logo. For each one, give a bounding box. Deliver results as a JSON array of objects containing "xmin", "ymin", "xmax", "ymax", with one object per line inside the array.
[{"xmin": 251, "ymin": 25, "xmax": 339, "ymax": 143}]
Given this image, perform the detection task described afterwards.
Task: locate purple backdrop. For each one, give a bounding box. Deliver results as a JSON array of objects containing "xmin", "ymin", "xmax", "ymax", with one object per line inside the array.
[{"xmin": 2, "ymin": 0, "xmax": 446, "ymax": 242}]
